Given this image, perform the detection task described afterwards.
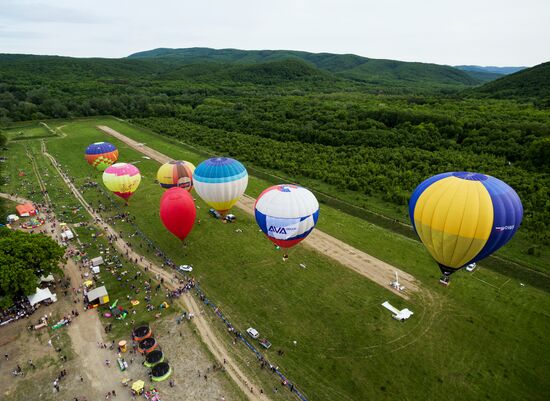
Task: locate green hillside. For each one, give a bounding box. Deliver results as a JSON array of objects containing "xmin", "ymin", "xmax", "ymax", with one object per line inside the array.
[
  {"xmin": 128, "ymin": 47, "xmax": 483, "ymax": 89},
  {"xmin": 472, "ymin": 62, "xmax": 550, "ymax": 107},
  {"xmin": 459, "ymin": 69, "xmax": 504, "ymax": 82}
]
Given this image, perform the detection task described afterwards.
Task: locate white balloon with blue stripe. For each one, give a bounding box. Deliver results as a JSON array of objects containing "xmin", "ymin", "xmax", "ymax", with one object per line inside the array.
[{"xmin": 193, "ymin": 157, "xmax": 248, "ymax": 215}]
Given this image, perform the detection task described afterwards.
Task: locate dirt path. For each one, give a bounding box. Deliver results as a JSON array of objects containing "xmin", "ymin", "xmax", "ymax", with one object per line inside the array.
[
  {"xmin": 40, "ymin": 147, "xmax": 271, "ymax": 400},
  {"xmin": 97, "ymin": 124, "xmax": 419, "ymax": 297}
]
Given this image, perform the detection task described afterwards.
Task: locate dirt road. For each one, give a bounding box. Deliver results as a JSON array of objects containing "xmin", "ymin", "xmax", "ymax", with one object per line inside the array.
[
  {"xmin": 98, "ymin": 125, "xmax": 419, "ymax": 297},
  {"xmin": 40, "ymin": 148, "xmax": 271, "ymax": 400}
]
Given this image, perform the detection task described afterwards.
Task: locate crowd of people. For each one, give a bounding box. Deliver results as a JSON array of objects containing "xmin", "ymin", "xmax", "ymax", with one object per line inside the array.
[{"xmin": 0, "ymin": 298, "xmax": 37, "ymax": 326}]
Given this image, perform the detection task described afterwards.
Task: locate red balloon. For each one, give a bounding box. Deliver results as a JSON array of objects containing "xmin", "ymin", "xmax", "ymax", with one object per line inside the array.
[{"xmin": 160, "ymin": 187, "xmax": 196, "ymax": 241}]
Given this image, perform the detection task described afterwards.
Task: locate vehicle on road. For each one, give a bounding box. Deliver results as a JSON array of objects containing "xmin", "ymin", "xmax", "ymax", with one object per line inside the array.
[{"xmin": 178, "ymin": 265, "xmax": 193, "ymax": 273}]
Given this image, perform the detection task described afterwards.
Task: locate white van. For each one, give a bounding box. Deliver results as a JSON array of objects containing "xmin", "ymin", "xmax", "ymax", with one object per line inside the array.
[{"xmin": 246, "ymin": 327, "xmax": 259, "ymax": 339}]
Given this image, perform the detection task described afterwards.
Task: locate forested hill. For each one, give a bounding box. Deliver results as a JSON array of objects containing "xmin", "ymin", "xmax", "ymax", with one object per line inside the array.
[
  {"xmin": 128, "ymin": 47, "xmax": 483, "ymax": 89},
  {"xmin": 455, "ymin": 65, "xmax": 526, "ymax": 75},
  {"xmin": 471, "ymin": 62, "xmax": 550, "ymax": 107},
  {"xmin": 0, "ymin": 54, "xmax": 334, "ymax": 86}
]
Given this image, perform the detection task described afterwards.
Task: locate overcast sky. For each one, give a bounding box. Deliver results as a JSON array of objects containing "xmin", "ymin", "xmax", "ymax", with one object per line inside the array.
[{"xmin": 1, "ymin": 0, "xmax": 548, "ymax": 66}]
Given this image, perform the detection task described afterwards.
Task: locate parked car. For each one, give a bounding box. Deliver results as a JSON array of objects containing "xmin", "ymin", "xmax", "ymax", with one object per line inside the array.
[
  {"xmin": 178, "ymin": 264, "xmax": 193, "ymax": 273},
  {"xmin": 225, "ymin": 214, "xmax": 236, "ymax": 222},
  {"xmin": 466, "ymin": 263, "xmax": 477, "ymax": 272},
  {"xmin": 246, "ymin": 327, "xmax": 259, "ymax": 339},
  {"xmin": 209, "ymin": 208, "xmax": 222, "ymax": 219}
]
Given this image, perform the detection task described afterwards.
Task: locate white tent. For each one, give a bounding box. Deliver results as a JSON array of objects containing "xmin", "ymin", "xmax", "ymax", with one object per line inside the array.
[
  {"xmin": 7, "ymin": 214, "xmax": 19, "ymax": 223},
  {"xmin": 27, "ymin": 287, "xmax": 57, "ymax": 307},
  {"xmin": 87, "ymin": 286, "xmax": 109, "ymax": 305},
  {"xmin": 91, "ymin": 256, "xmax": 104, "ymax": 267},
  {"xmin": 39, "ymin": 274, "xmax": 55, "ymax": 283},
  {"xmin": 91, "ymin": 265, "xmax": 100, "ymax": 274},
  {"xmin": 61, "ymin": 229, "xmax": 74, "ymax": 240}
]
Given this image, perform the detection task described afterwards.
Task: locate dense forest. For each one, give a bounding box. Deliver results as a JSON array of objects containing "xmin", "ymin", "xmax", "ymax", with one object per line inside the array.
[{"xmin": 1, "ymin": 51, "xmax": 549, "ymax": 249}]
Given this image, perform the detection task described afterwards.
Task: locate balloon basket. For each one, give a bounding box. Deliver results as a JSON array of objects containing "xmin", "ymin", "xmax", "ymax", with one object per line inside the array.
[{"xmin": 439, "ymin": 276, "xmax": 450, "ymax": 286}]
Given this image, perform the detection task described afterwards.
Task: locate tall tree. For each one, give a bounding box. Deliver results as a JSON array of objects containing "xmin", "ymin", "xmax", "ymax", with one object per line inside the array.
[{"xmin": 0, "ymin": 228, "xmax": 64, "ymax": 308}]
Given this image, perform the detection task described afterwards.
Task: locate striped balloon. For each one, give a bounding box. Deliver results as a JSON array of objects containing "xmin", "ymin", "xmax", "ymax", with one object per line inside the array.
[
  {"xmin": 102, "ymin": 163, "xmax": 141, "ymax": 204},
  {"xmin": 85, "ymin": 142, "xmax": 118, "ymax": 171},
  {"xmin": 255, "ymin": 185, "xmax": 319, "ymax": 248},
  {"xmin": 193, "ymin": 157, "xmax": 248, "ymax": 215},
  {"xmin": 157, "ymin": 160, "xmax": 195, "ymax": 190},
  {"xmin": 409, "ymin": 172, "xmax": 523, "ymax": 279}
]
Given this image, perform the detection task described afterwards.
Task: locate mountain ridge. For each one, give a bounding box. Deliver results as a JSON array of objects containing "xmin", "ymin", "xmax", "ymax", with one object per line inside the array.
[{"xmin": 127, "ymin": 47, "xmax": 484, "ymax": 89}]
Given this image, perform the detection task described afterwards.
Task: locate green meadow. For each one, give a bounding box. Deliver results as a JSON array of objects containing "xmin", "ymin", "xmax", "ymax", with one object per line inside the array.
[{"xmin": 2, "ymin": 117, "xmax": 548, "ymax": 401}]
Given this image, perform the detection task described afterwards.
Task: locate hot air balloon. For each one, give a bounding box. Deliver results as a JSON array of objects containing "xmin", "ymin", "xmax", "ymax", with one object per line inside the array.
[
  {"xmin": 255, "ymin": 185, "xmax": 319, "ymax": 248},
  {"xmin": 409, "ymin": 172, "xmax": 523, "ymax": 285},
  {"xmin": 160, "ymin": 187, "xmax": 196, "ymax": 241},
  {"xmin": 156, "ymin": 160, "xmax": 195, "ymax": 190},
  {"xmin": 102, "ymin": 163, "xmax": 141, "ymax": 204},
  {"xmin": 193, "ymin": 157, "xmax": 248, "ymax": 215},
  {"xmin": 85, "ymin": 142, "xmax": 118, "ymax": 171}
]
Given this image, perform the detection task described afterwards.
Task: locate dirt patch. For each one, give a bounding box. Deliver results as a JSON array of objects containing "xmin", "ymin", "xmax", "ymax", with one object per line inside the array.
[{"xmin": 97, "ymin": 124, "xmax": 419, "ymax": 298}]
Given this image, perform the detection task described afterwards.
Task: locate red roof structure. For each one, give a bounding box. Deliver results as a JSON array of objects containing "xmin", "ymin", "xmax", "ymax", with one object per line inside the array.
[{"xmin": 16, "ymin": 203, "xmax": 36, "ymax": 217}]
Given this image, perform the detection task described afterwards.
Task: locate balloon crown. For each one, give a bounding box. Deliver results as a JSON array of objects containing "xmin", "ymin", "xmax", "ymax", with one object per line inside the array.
[{"xmin": 453, "ymin": 172, "xmax": 488, "ymax": 181}]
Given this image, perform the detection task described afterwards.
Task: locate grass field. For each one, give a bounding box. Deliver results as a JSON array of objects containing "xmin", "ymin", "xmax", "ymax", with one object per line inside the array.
[
  {"xmin": 3, "ymin": 117, "xmax": 549, "ymax": 401},
  {"xmin": 2, "ymin": 122, "xmax": 58, "ymax": 141},
  {"xmin": 72, "ymin": 225, "xmax": 176, "ymax": 340}
]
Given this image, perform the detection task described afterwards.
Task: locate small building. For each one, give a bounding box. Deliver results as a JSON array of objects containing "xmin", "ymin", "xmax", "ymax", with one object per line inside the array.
[
  {"xmin": 16, "ymin": 203, "xmax": 37, "ymax": 217},
  {"xmin": 61, "ymin": 229, "xmax": 74, "ymax": 241},
  {"xmin": 86, "ymin": 286, "xmax": 109, "ymax": 307},
  {"xmin": 27, "ymin": 287, "xmax": 57, "ymax": 307},
  {"xmin": 91, "ymin": 256, "xmax": 104, "ymax": 267}
]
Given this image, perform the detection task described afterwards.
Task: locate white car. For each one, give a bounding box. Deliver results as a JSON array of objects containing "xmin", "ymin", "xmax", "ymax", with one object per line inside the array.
[
  {"xmin": 466, "ymin": 263, "xmax": 477, "ymax": 272},
  {"xmin": 246, "ymin": 327, "xmax": 259, "ymax": 339},
  {"xmin": 178, "ymin": 265, "xmax": 193, "ymax": 273}
]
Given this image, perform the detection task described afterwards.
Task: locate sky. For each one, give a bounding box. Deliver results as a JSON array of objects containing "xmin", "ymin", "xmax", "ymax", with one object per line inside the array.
[{"xmin": 1, "ymin": 0, "xmax": 549, "ymax": 66}]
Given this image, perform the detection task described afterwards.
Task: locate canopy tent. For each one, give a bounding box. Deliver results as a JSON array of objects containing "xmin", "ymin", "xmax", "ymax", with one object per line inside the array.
[
  {"xmin": 91, "ymin": 265, "xmax": 100, "ymax": 274},
  {"xmin": 27, "ymin": 287, "xmax": 57, "ymax": 307},
  {"xmin": 132, "ymin": 380, "xmax": 145, "ymax": 394},
  {"xmin": 61, "ymin": 229, "xmax": 74, "ymax": 240},
  {"xmin": 7, "ymin": 214, "xmax": 19, "ymax": 223},
  {"xmin": 16, "ymin": 203, "xmax": 36, "ymax": 217},
  {"xmin": 87, "ymin": 286, "xmax": 109, "ymax": 306},
  {"xmin": 39, "ymin": 274, "xmax": 55, "ymax": 283},
  {"xmin": 91, "ymin": 256, "xmax": 104, "ymax": 267}
]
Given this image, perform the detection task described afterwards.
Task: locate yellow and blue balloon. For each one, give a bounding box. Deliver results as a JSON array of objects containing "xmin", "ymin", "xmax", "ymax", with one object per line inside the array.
[{"xmin": 409, "ymin": 172, "xmax": 522, "ymax": 281}]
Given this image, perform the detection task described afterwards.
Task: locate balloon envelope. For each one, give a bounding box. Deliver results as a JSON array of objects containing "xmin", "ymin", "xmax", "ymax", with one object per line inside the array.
[
  {"xmin": 160, "ymin": 187, "xmax": 196, "ymax": 241},
  {"xmin": 156, "ymin": 160, "xmax": 195, "ymax": 190},
  {"xmin": 409, "ymin": 172, "xmax": 523, "ymax": 276},
  {"xmin": 255, "ymin": 184, "xmax": 319, "ymax": 248},
  {"xmin": 85, "ymin": 142, "xmax": 118, "ymax": 171},
  {"xmin": 193, "ymin": 157, "xmax": 248, "ymax": 215},
  {"xmin": 102, "ymin": 163, "xmax": 141, "ymax": 202}
]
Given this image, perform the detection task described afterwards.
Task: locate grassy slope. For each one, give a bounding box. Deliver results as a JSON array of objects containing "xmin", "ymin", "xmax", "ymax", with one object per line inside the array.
[{"xmin": 34, "ymin": 117, "xmax": 550, "ymax": 401}]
